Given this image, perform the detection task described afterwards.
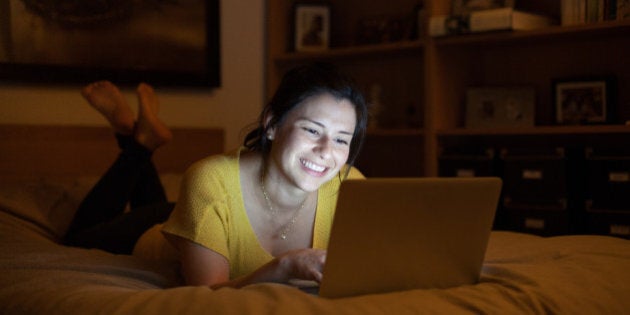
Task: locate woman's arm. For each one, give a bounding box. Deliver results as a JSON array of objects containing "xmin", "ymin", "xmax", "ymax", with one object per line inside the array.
[
  {"xmin": 174, "ymin": 236, "xmax": 326, "ymax": 288},
  {"xmin": 175, "ymin": 237, "xmax": 230, "ymax": 286}
]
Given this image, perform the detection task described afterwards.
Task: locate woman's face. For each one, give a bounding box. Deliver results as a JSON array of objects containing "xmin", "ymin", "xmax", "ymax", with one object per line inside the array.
[{"xmin": 267, "ymin": 93, "xmax": 357, "ymax": 192}]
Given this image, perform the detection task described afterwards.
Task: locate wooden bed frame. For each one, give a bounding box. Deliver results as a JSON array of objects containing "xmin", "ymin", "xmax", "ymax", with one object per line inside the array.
[{"xmin": 0, "ymin": 124, "xmax": 224, "ymax": 177}]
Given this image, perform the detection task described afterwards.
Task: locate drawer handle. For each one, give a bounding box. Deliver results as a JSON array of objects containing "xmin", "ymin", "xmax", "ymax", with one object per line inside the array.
[
  {"xmin": 456, "ymin": 169, "xmax": 475, "ymax": 177},
  {"xmin": 610, "ymin": 224, "xmax": 630, "ymax": 236},
  {"xmin": 609, "ymin": 172, "xmax": 629, "ymax": 183},
  {"xmin": 525, "ymin": 218, "xmax": 545, "ymax": 230},
  {"xmin": 522, "ymin": 169, "xmax": 543, "ymax": 180}
]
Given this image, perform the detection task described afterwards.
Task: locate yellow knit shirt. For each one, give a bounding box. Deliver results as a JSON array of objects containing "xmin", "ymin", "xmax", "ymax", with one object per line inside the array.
[{"xmin": 157, "ymin": 148, "xmax": 364, "ymax": 279}]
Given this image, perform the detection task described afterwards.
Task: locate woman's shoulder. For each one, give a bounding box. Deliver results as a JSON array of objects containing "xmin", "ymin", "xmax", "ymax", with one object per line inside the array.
[
  {"xmin": 185, "ymin": 148, "xmax": 243, "ymax": 175},
  {"xmin": 177, "ymin": 151, "xmax": 238, "ymax": 190}
]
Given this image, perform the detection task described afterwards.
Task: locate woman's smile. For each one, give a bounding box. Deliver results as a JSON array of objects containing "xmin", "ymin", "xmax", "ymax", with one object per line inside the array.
[{"xmin": 301, "ymin": 158, "xmax": 328, "ymax": 176}]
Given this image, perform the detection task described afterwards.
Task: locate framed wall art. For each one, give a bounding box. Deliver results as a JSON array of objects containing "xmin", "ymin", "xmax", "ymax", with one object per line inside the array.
[
  {"xmin": 553, "ymin": 76, "xmax": 616, "ymax": 125},
  {"xmin": 294, "ymin": 3, "xmax": 330, "ymax": 52},
  {"xmin": 465, "ymin": 87, "xmax": 535, "ymax": 129},
  {"xmin": 0, "ymin": 0, "xmax": 220, "ymax": 87}
]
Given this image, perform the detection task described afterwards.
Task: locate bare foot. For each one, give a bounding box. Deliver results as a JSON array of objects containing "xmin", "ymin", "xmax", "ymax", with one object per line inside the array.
[
  {"xmin": 135, "ymin": 83, "xmax": 172, "ymax": 151},
  {"xmin": 81, "ymin": 81, "xmax": 135, "ymax": 135},
  {"xmin": 137, "ymin": 82, "xmax": 159, "ymax": 114}
]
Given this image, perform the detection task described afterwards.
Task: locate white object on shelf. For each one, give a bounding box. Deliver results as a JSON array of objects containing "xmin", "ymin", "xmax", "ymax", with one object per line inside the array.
[{"xmin": 429, "ymin": 7, "xmax": 555, "ymax": 37}]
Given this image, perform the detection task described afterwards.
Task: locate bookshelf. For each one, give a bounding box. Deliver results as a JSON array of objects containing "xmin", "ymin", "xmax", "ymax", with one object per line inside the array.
[
  {"xmin": 265, "ymin": 0, "xmax": 630, "ymax": 177},
  {"xmin": 273, "ymin": 40, "xmax": 425, "ymax": 62}
]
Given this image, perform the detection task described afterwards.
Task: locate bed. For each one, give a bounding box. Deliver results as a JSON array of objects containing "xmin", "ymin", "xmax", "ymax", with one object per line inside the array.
[{"xmin": 1, "ymin": 124, "xmax": 630, "ymax": 314}]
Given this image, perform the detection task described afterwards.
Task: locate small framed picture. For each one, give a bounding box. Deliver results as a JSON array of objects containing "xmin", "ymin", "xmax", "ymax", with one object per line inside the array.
[
  {"xmin": 294, "ymin": 3, "xmax": 330, "ymax": 52},
  {"xmin": 451, "ymin": 0, "xmax": 515, "ymax": 15},
  {"xmin": 553, "ymin": 77, "xmax": 616, "ymax": 125},
  {"xmin": 465, "ymin": 87, "xmax": 535, "ymax": 129}
]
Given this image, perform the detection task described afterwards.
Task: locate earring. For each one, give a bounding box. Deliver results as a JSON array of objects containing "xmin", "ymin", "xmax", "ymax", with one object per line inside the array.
[{"xmin": 266, "ymin": 132, "xmax": 274, "ymax": 141}]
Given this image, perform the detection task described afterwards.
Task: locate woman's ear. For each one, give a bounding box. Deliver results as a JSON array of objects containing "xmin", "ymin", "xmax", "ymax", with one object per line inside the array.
[
  {"xmin": 266, "ymin": 128, "xmax": 275, "ymax": 141},
  {"xmin": 264, "ymin": 114, "xmax": 275, "ymax": 141}
]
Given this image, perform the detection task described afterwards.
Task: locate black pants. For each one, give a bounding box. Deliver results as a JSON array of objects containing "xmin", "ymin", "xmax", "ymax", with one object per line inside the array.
[{"xmin": 64, "ymin": 134, "xmax": 175, "ymax": 254}]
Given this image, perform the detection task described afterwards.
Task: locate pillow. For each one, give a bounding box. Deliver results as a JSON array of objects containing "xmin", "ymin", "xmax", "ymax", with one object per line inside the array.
[
  {"xmin": 0, "ymin": 176, "xmax": 84, "ymax": 241},
  {"xmin": 0, "ymin": 173, "xmax": 182, "ymax": 242}
]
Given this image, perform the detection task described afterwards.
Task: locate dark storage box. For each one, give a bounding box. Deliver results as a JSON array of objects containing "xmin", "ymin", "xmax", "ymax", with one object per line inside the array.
[
  {"xmin": 498, "ymin": 147, "xmax": 585, "ymax": 235},
  {"xmin": 500, "ymin": 147, "xmax": 570, "ymax": 205},
  {"xmin": 586, "ymin": 210, "xmax": 630, "ymax": 239},
  {"xmin": 438, "ymin": 147, "xmax": 496, "ymax": 177},
  {"xmin": 502, "ymin": 206, "xmax": 572, "ymax": 236},
  {"xmin": 585, "ymin": 147, "xmax": 630, "ymax": 211}
]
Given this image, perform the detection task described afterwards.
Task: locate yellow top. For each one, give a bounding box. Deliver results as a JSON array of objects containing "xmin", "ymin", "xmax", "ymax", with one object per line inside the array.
[{"xmin": 157, "ymin": 148, "xmax": 364, "ymax": 279}]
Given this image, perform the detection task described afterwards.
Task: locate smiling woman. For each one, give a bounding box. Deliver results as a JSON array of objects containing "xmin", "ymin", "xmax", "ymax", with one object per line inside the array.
[{"xmin": 156, "ymin": 63, "xmax": 369, "ymax": 288}]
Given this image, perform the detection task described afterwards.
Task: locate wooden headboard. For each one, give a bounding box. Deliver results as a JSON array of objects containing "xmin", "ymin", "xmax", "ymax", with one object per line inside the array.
[{"xmin": 0, "ymin": 124, "xmax": 224, "ymax": 177}]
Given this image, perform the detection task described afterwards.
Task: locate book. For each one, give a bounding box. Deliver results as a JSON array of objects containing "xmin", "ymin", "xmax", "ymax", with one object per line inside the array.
[
  {"xmin": 619, "ymin": 0, "xmax": 630, "ymax": 20},
  {"xmin": 562, "ymin": 0, "xmax": 621, "ymax": 25},
  {"xmin": 429, "ymin": 8, "xmax": 555, "ymax": 37}
]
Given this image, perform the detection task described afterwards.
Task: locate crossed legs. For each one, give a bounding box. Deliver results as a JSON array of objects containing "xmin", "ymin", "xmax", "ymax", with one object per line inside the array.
[{"xmin": 64, "ymin": 81, "xmax": 175, "ymax": 254}]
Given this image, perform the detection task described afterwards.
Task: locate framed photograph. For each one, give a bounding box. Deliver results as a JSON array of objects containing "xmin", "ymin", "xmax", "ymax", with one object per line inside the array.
[
  {"xmin": 465, "ymin": 87, "xmax": 535, "ymax": 129},
  {"xmin": 452, "ymin": 0, "xmax": 515, "ymax": 15},
  {"xmin": 294, "ymin": 3, "xmax": 330, "ymax": 52},
  {"xmin": 553, "ymin": 77, "xmax": 616, "ymax": 125},
  {"xmin": 0, "ymin": 0, "xmax": 220, "ymax": 87}
]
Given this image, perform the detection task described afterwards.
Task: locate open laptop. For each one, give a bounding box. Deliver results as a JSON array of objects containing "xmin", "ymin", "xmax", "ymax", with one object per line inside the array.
[{"xmin": 314, "ymin": 177, "xmax": 502, "ymax": 298}]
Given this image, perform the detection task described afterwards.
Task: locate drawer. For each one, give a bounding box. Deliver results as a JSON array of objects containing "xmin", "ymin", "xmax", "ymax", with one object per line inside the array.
[
  {"xmin": 500, "ymin": 147, "xmax": 570, "ymax": 204},
  {"xmin": 438, "ymin": 147, "xmax": 496, "ymax": 177},
  {"xmin": 586, "ymin": 210, "xmax": 630, "ymax": 239},
  {"xmin": 585, "ymin": 147, "xmax": 630, "ymax": 210},
  {"xmin": 501, "ymin": 206, "xmax": 573, "ymax": 236}
]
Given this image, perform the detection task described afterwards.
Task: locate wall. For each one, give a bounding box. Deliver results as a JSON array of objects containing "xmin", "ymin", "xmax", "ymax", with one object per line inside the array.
[{"xmin": 0, "ymin": 0, "xmax": 264, "ymax": 152}]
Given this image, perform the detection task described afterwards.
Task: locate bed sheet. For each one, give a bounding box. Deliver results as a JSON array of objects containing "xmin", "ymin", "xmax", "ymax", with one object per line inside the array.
[{"xmin": 1, "ymin": 178, "xmax": 630, "ymax": 314}]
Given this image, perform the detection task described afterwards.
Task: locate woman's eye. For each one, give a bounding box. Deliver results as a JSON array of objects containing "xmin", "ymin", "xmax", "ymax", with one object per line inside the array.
[
  {"xmin": 335, "ymin": 138, "xmax": 350, "ymax": 145},
  {"xmin": 303, "ymin": 127, "xmax": 319, "ymax": 135}
]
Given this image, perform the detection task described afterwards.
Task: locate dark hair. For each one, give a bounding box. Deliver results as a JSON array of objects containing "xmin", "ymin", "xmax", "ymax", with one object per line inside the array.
[{"xmin": 244, "ymin": 63, "xmax": 368, "ymax": 176}]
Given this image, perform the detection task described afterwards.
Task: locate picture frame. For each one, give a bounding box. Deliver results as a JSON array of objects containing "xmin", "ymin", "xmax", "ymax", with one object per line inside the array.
[
  {"xmin": 465, "ymin": 87, "xmax": 535, "ymax": 129},
  {"xmin": 553, "ymin": 76, "xmax": 616, "ymax": 125},
  {"xmin": 294, "ymin": 3, "xmax": 330, "ymax": 52},
  {"xmin": 0, "ymin": 0, "xmax": 220, "ymax": 87},
  {"xmin": 451, "ymin": 0, "xmax": 516, "ymax": 15}
]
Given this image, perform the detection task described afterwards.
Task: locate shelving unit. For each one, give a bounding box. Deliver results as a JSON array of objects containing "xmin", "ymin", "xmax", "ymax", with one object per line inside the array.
[
  {"xmin": 438, "ymin": 125, "xmax": 630, "ymax": 136},
  {"xmin": 273, "ymin": 40, "xmax": 425, "ymax": 62},
  {"xmin": 266, "ymin": 0, "xmax": 630, "ymax": 178}
]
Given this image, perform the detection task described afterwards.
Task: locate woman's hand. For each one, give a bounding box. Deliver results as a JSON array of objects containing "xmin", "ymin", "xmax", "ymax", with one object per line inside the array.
[
  {"xmin": 275, "ymin": 248, "xmax": 327, "ymax": 283},
  {"xmin": 175, "ymin": 234, "xmax": 327, "ymax": 288},
  {"xmin": 210, "ymin": 248, "xmax": 327, "ymax": 289}
]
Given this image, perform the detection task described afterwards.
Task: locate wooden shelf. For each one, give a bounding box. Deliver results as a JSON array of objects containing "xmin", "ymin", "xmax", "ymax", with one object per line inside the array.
[
  {"xmin": 274, "ymin": 40, "xmax": 425, "ymax": 63},
  {"xmin": 433, "ymin": 20, "xmax": 630, "ymax": 47},
  {"xmin": 437, "ymin": 125, "xmax": 630, "ymax": 136},
  {"xmin": 368, "ymin": 128, "xmax": 424, "ymax": 136}
]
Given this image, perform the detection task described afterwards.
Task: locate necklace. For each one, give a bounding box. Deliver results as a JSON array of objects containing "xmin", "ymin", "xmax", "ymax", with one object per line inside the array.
[{"xmin": 260, "ymin": 175, "xmax": 307, "ymax": 240}]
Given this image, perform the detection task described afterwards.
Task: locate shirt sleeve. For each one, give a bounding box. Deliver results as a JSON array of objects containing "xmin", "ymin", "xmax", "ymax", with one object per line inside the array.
[{"xmin": 161, "ymin": 156, "xmax": 231, "ymax": 260}]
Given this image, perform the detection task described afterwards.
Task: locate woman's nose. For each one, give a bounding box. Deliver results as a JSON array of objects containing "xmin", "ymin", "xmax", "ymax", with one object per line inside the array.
[{"xmin": 315, "ymin": 137, "xmax": 332, "ymax": 158}]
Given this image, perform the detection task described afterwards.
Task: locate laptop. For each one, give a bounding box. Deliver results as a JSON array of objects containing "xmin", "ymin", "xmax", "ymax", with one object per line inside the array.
[{"xmin": 316, "ymin": 177, "xmax": 502, "ymax": 298}]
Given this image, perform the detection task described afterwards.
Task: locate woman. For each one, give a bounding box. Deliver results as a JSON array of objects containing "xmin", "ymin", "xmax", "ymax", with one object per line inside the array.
[
  {"xmin": 67, "ymin": 63, "xmax": 369, "ymax": 288},
  {"xmin": 161, "ymin": 63, "xmax": 368, "ymax": 288}
]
